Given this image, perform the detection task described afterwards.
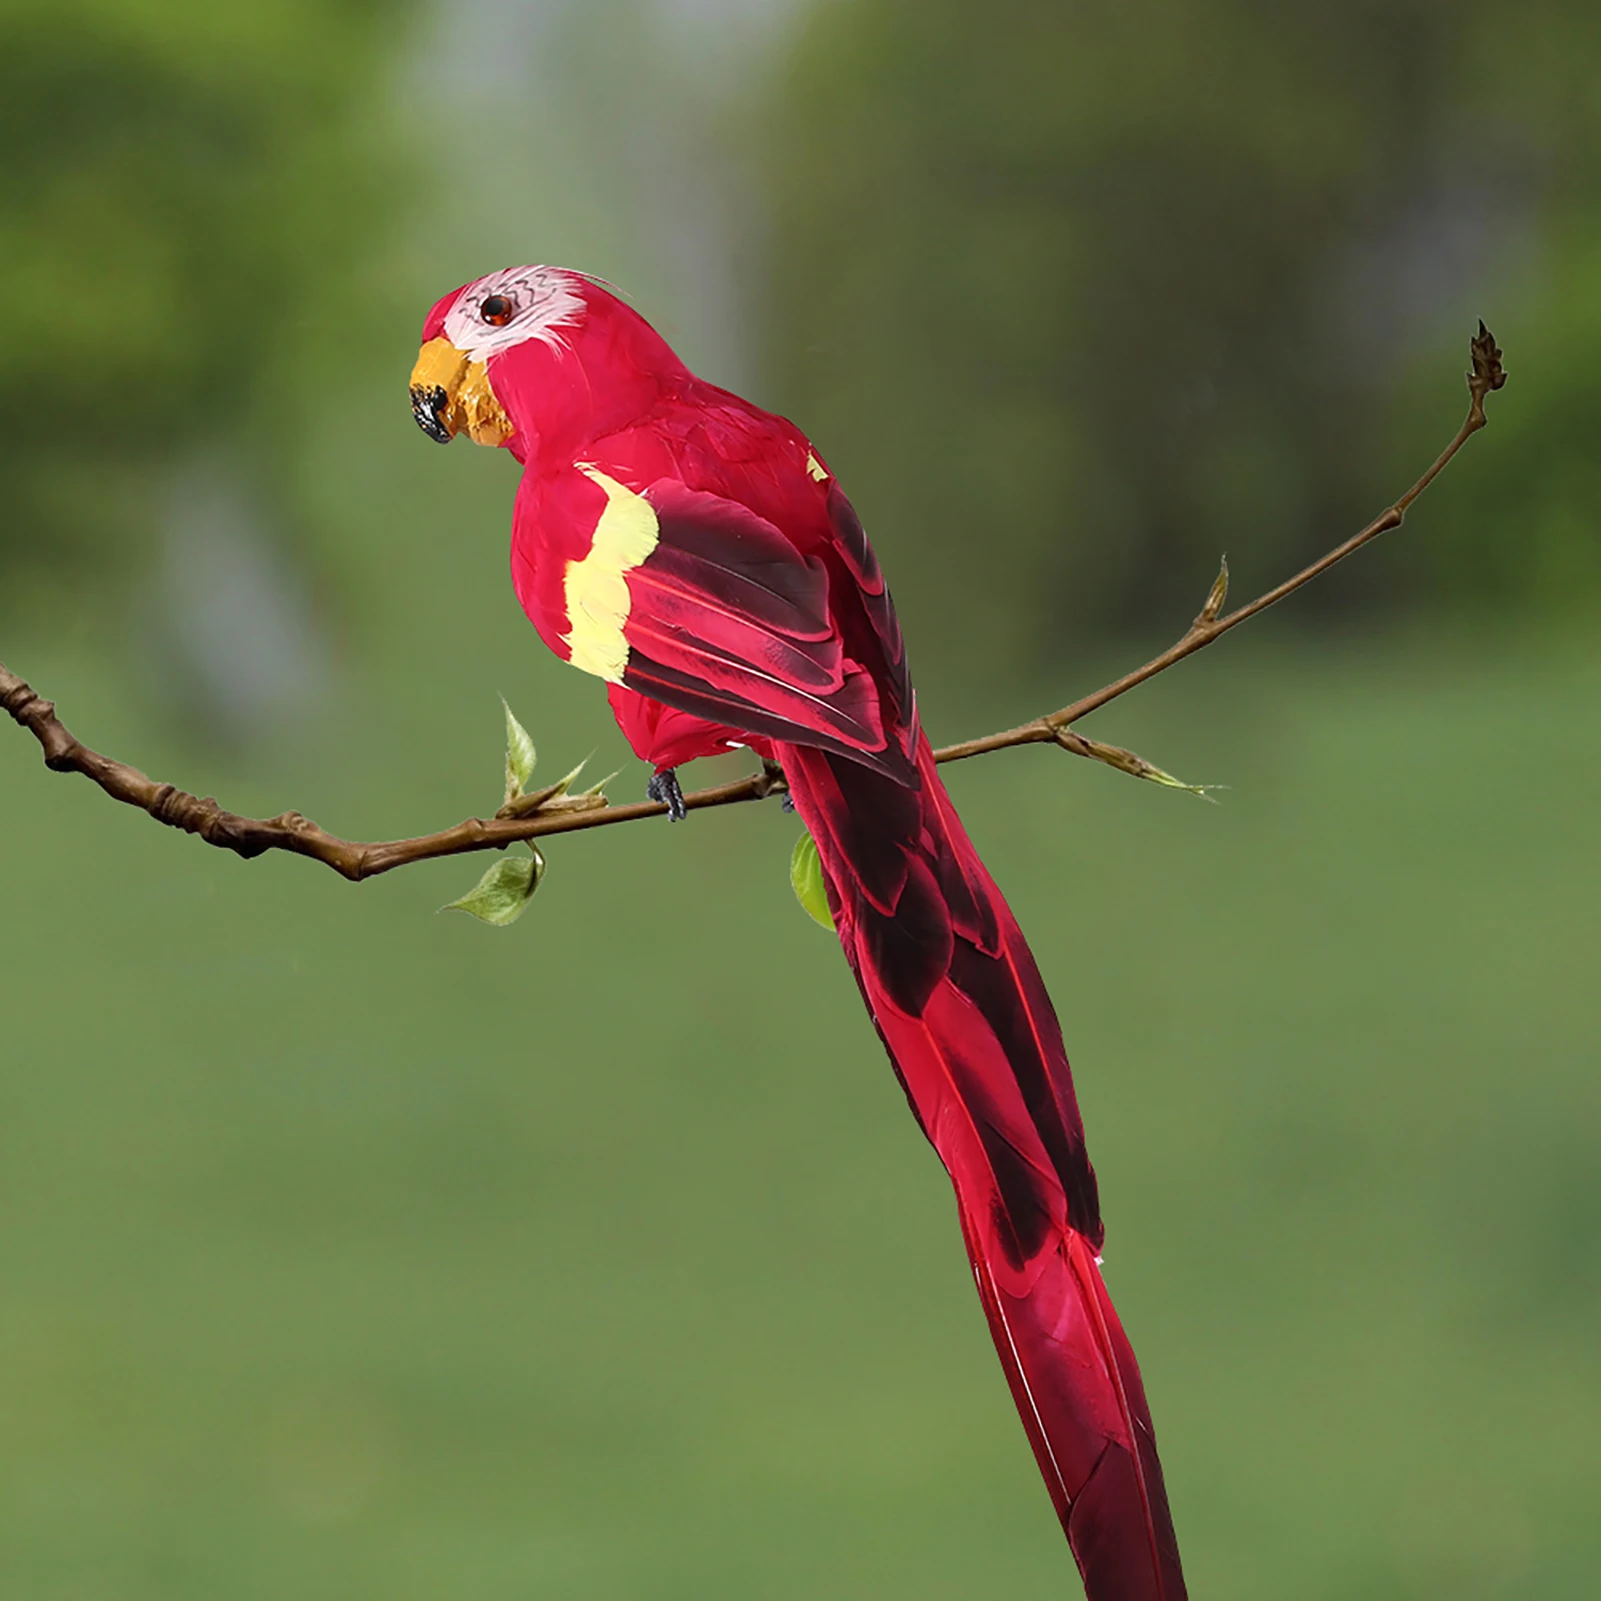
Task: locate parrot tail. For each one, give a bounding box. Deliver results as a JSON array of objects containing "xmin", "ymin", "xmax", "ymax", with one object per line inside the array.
[{"xmin": 779, "ymin": 733, "xmax": 1187, "ymax": 1601}]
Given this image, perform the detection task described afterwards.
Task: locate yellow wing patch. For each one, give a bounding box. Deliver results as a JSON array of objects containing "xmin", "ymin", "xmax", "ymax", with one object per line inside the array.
[{"xmin": 562, "ymin": 467, "xmax": 661, "ymax": 682}]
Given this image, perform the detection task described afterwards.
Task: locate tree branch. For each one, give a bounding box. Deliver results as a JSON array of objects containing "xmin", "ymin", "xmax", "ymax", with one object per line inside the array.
[
  {"xmin": 1, "ymin": 324, "xmax": 1504, "ymax": 884},
  {"xmin": 935, "ymin": 321, "xmax": 1507, "ymax": 762}
]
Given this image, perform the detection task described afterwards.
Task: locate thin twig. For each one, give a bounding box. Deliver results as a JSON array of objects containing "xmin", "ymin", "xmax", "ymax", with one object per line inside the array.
[
  {"xmin": 0, "ymin": 662, "xmax": 773, "ymax": 881},
  {"xmin": 1, "ymin": 324, "xmax": 1504, "ymax": 882},
  {"xmin": 936, "ymin": 322, "xmax": 1506, "ymax": 763}
]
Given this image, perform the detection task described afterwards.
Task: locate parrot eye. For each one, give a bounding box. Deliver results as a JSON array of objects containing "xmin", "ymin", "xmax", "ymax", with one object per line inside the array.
[{"xmin": 479, "ymin": 294, "xmax": 515, "ymax": 326}]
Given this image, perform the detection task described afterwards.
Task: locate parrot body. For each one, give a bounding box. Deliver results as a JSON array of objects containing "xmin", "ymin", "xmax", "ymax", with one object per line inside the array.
[{"xmin": 411, "ymin": 265, "xmax": 1187, "ymax": 1601}]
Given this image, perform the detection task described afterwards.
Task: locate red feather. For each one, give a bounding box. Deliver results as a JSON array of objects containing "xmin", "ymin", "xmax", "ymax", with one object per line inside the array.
[
  {"xmin": 783, "ymin": 735, "xmax": 1186, "ymax": 1601},
  {"xmin": 421, "ymin": 266, "xmax": 1188, "ymax": 1598}
]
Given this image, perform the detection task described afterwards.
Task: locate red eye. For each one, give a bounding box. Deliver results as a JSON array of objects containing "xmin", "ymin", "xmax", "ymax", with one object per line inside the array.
[{"xmin": 480, "ymin": 294, "xmax": 514, "ymax": 326}]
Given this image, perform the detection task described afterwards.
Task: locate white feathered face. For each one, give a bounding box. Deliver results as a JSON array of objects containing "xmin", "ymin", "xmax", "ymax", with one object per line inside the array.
[
  {"xmin": 410, "ymin": 265, "xmax": 591, "ymax": 448},
  {"xmin": 440, "ymin": 265, "xmax": 587, "ymax": 364}
]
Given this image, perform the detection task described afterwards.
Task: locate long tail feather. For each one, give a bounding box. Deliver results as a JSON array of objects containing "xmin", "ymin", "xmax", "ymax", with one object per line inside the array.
[{"xmin": 781, "ymin": 734, "xmax": 1186, "ymax": 1601}]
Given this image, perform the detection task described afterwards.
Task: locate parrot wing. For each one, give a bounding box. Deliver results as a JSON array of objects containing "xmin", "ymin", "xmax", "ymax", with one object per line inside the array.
[{"xmin": 617, "ymin": 478, "xmax": 916, "ymax": 781}]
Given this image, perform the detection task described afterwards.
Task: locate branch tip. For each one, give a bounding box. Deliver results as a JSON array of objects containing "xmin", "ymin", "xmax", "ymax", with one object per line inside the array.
[
  {"xmin": 1468, "ymin": 321, "xmax": 1506, "ymax": 419},
  {"xmin": 1195, "ymin": 556, "xmax": 1230, "ymax": 626}
]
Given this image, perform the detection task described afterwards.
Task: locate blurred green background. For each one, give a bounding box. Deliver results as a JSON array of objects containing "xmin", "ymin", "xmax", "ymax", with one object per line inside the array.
[{"xmin": 2, "ymin": 2, "xmax": 1597, "ymax": 1598}]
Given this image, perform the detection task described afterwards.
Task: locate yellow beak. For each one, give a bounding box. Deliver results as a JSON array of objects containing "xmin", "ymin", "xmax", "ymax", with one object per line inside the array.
[{"xmin": 409, "ymin": 337, "xmax": 515, "ymax": 448}]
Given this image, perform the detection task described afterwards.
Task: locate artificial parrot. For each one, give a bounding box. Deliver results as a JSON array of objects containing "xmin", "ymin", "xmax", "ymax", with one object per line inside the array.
[{"xmin": 410, "ymin": 265, "xmax": 1187, "ymax": 1601}]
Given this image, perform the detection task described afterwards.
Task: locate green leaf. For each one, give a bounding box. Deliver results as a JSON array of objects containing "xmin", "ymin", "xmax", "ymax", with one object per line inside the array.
[
  {"xmin": 550, "ymin": 757, "xmax": 588, "ymax": 796},
  {"xmin": 502, "ymin": 698, "xmax": 538, "ymax": 807},
  {"xmin": 1061, "ymin": 728, "xmax": 1223, "ymax": 801},
  {"xmin": 551, "ymin": 769, "xmax": 620, "ymax": 808},
  {"xmin": 441, "ymin": 849, "xmax": 546, "ymax": 927},
  {"xmin": 789, "ymin": 830, "xmax": 835, "ymax": 930},
  {"xmin": 1138, "ymin": 764, "xmax": 1225, "ymax": 802},
  {"xmin": 528, "ymin": 757, "xmax": 600, "ymax": 812}
]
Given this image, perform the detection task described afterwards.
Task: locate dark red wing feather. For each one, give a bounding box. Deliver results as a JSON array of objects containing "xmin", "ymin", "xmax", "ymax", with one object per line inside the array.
[
  {"xmin": 617, "ymin": 480, "xmax": 914, "ymax": 781},
  {"xmin": 781, "ymin": 737, "xmax": 1188, "ymax": 1601}
]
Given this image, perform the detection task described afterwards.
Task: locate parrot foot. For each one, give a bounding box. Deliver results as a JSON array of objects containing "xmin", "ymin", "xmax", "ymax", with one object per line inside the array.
[
  {"xmin": 647, "ymin": 768, "xmax": 687, "ymax": 822},
  {"xmin": 752, "ymin": 757, "xmax": 795, "ymax": 812}
]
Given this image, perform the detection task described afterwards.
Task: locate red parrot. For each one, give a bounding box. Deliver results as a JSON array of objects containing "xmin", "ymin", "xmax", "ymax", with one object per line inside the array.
[{"xmin": 410, "ymin": 265, "xmax": 1187, "ymax": 1600}]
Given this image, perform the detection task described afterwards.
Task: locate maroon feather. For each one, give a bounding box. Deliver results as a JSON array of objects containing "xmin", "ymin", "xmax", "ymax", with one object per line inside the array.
[
  {"xmin": 783, "ymin": 736, "xmax": 1187, "ymax": 1601},
  {"xmin": 429, "ymin": 265, "xmax": 1188, "ymax": 1597}
]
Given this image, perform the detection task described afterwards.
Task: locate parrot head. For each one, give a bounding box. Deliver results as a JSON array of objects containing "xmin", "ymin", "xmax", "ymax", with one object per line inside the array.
[{"xmin": 409, "ymin": 265, "xmax": 682, "ymax": 464}]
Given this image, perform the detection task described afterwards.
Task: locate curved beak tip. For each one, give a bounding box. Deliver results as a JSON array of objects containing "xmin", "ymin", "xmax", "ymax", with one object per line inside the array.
[{"xmin": 410, "ymin": 384, "xmax": 454, "ymax": 444}]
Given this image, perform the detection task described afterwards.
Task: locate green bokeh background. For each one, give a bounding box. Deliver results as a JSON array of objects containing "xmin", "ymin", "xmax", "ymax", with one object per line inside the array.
[{"xmin": 3, "ymin": 2, "xmax": 1598, "ymax": 1598}]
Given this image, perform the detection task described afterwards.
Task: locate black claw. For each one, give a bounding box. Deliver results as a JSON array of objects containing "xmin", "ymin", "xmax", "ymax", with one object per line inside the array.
[{"xmin": 647, "ymin": 768, "xmax": 687, "ymax": 822}]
